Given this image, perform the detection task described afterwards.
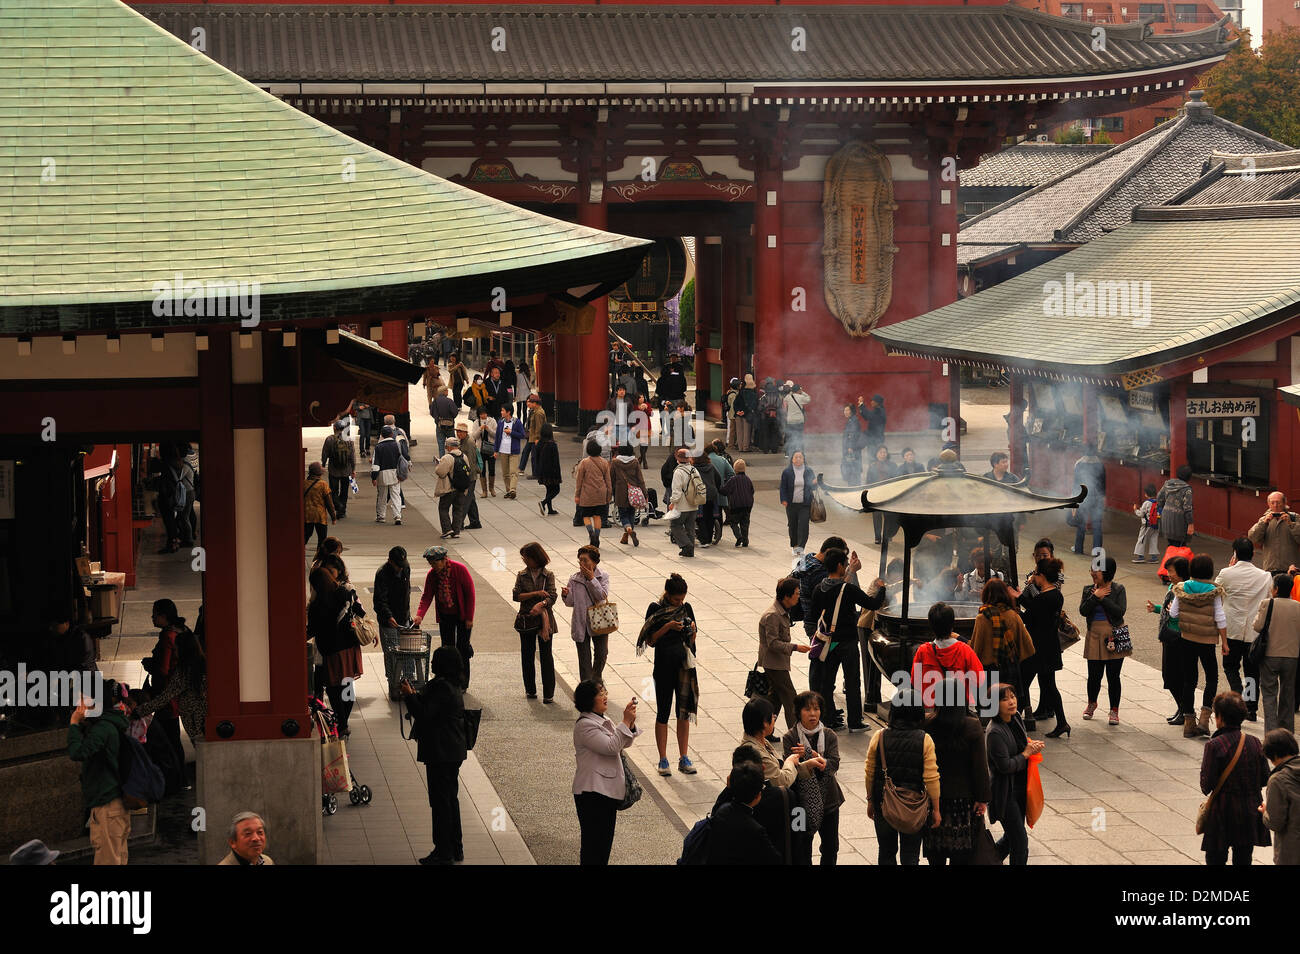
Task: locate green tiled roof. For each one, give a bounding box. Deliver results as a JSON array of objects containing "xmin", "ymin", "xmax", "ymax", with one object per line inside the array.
[
  {"xmin": 0, "ymin": 0, "xmax": 649, "ymax": 331},
  {"xmin": 874, "ymin": 203, "xmax": 1300, "ymax": 379}
]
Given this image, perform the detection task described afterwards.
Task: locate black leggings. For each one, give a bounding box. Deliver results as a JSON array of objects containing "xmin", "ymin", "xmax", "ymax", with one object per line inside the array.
[
  {"xmin": 653, "ymin": 659, "xmax": 684, "ymax": 724},
  {"xmin": 1086, "ymin": 658, "xmax": 1124, "ymax": 709},
  {"xmin": 1180, "ymin": 641, "xmax": 1220, "ymax": 713},
  {"xmin": 1033, "ymin": 663, "xmax": 1066, "ymax": 724},
  {"xmin": 542, "ymin": 481, "xmax": 560, "ymax": 511},
  {"xmin": 305, "ymin": 523, "xmax": 327, "ymax": 548}
]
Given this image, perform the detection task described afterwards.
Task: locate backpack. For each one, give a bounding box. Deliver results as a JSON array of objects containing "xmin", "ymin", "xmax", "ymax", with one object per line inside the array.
[
  {"xmin": 329, "ymin": 436, "xmax": 350, "ymax": 470},
  {"xmin": 683, "ymin": 466, "xmax": 708, "ymax": 508},
  {"xmin": 1145, "ymin": 499, "xmax": 1159, "ymax": 528},
  {"xmin": 676, "ymin": 815, "xmax": 713, "ymax": 865},
  {"xmin": 449, "ymin": 453, "xmax": 472, "ymax": 491},
  {"xmin": 395, "ymin": 453, "xmax": 410, "ymax": 482},
  {"xmin": 760, "ymin": 391, "xmax": 781, "ymax": 420},
  {"xmin": 119, "ymin": 730, "xmax": 166, "ymax": 809}
]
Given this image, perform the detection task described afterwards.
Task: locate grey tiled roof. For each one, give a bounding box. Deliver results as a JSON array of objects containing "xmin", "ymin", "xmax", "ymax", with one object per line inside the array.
[
  {"xmin": 133, "ymin": 4, "xmax": 1235, "ymax": 84},
  {"xmin": 876, "ymin": 203, "xmax": 1300, "ymax": 378},
  {"xmin": 960, "ymin": 144, "xmax": 1112, "ymax": 188},
  {"xmin": 1173, "ymin": 149, "xmax": 1300, "ymax": 205},
  {"xmin": 958, "ymin": 112, "xmax": 1290, "ymax": 252}
]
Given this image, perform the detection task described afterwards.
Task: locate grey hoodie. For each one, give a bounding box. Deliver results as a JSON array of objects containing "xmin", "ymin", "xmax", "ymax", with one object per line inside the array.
[{"xmin": 1265, "ymin": 756, "xmax": 1300, "ymax": 866}]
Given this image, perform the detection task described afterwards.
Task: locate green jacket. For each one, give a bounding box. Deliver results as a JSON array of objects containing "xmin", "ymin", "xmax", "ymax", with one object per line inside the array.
[{"xmin": 67, "ymin": 709, "xmax": 127, "ymax": 809}]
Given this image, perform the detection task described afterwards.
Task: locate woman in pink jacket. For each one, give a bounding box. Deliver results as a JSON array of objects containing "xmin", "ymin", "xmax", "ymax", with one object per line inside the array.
[{"xmin": 572, "ymin": 679, "xmax": 640, "ymax": 865}]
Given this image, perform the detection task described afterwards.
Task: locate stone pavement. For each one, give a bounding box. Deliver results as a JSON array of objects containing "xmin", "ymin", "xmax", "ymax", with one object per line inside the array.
[
  {"xmin": 376, "ymin": 379, "xmax": 1271, "ymax": 865},
  {"xmin": 98, "ymin": 378, "xmax": 1273, "ymax": 864}
]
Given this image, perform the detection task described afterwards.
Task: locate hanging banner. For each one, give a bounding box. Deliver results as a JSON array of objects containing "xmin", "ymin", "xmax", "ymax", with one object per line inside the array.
[{"xmin": 0, "ymin": 460, "xmax": 13, "ymax": 519}]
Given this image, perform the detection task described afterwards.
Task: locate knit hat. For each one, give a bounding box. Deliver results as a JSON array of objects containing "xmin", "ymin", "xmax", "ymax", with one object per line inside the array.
[
  {"xmin": 422, "ymin": 546, "xmax": 448, "ymax": 563},
  {"xmin": 445, "ymin": 437, "xmax": 460, "ymax": 447}
]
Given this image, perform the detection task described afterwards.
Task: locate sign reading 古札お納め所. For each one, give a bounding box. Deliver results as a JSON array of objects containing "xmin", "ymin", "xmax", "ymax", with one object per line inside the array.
[{"xmin": 1185, "ymin": 397, "xmax": 1260, "ymax": 418}]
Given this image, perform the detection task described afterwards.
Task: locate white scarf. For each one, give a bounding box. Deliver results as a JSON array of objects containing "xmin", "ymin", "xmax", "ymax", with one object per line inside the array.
[{"xmin": 795, "ymin": 721, "xmax": 825, "ymax": 755}]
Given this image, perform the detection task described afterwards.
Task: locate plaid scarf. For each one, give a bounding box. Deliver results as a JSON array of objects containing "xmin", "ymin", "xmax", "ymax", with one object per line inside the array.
[{"xmin": 638, "ymin": 603, "xmax": 699, "ymax": 722}]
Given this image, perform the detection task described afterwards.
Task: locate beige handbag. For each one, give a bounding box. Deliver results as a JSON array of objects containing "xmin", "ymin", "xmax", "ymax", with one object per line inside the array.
[
  {"xmin": 877, "ymin": 730, "xmax": 931, "ymax": 835},
  {"xmin": 587, "ymin": 601, "xmax": 619, "ymax": 635},
  {"xmin": 352, "ymin": 614, "xmax": 379, "ymax": 648}
]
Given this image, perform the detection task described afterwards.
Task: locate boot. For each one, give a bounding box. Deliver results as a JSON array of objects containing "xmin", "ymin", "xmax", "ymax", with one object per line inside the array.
[
  {"xmin": 1183, "ymin": 715, "xmax": 1204, "ymax": 738},
  {"xmin": 489, "ymin": 475, "xmax": 496, "ymax": 496},
  {"xmin": 478, "ymin": 474, "xmax": 488, "ymax": 498},
  {"xmin": 1196, "ymin": 706, "xmax": 1212, "ymax": 737},
  {"xmin": 620, "ymin": 529, "xmax": 630, "ymax": 545}
]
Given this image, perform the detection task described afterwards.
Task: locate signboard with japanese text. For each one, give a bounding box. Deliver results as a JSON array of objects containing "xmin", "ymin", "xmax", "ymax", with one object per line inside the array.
[
  {"xmin": 1128, "ymin": 390, "xmax": 1155, "ymax": 411},
  {"xmin": 0, "ymin": 460, "xmax": 12, "ymax": 519},
  {"xmin": 1186, "ymin": 397, "xmax": 1260, "ymax": 418}
]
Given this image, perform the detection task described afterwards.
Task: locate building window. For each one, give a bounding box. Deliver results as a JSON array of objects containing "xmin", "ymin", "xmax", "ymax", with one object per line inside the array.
[
  {"xmin": 1174, "ymin": 3, "xmax": 1199, "ymax": 20},
  {"xmin": 1095, "ymin": 116, "xmax": 1125, "ymax": 132},
  {"xmin": 1061, "ymin": 2, "xmax": 1084, "ymax": 17},
  {"xmin": 963, "ymin": 202, "xmax": 985, "ymax": 216},
  {"xmin": 1138, "ymin": 3, "xmax": 1167, "ymax": 21}
]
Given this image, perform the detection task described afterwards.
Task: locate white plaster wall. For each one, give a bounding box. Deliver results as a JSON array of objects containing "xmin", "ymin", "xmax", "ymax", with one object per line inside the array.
[{"xmin": 232, "ymin": 426, "xmax": 271, "ymax": 703}]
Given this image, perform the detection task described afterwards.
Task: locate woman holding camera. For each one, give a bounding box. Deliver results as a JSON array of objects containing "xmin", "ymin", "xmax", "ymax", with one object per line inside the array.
[{"xmin": 572, "ymin": 680, "xmax": 640, "ymax": 865}]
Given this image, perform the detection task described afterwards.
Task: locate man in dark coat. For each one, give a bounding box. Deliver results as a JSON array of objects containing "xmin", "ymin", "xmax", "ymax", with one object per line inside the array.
[
  {"xmin": 709, "ymin": 751, "xmax": 791, "ymax": 864},
  {"xmin": 400, "ymin": 646, "xmax": 468, "ymax": 865},
  {"xmin": 705, "ymin": 764, "xmax": 782, "ymax": 865}
]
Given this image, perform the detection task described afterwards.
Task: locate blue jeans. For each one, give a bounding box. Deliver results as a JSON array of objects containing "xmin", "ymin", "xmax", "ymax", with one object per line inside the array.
[
  {"xmin": 519, "ymin": 440, "xmax": 533, "ymax": 474},
  {"xmin": 1074, "ymin": 508, "xmax": 1103, "ymax": 554},
  {"xmin": 617, "ymin": 505, "xmax": 636, "ymax": 529}
]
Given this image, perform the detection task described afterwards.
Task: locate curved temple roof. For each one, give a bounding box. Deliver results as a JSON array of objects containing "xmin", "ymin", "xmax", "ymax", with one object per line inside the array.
[
  {"xmin": 0, "ymin": 0, "xmax": 651, "ymax": 332},
  {"xmin": 134, "ymin": 4, "xmax": 1236, "ymax": 85},
  {"xmin": 824, "ymin": 455, "xmax": 1084, "ymax": 518}
]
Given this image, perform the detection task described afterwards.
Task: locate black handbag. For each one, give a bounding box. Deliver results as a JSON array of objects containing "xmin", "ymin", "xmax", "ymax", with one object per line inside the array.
[
  {"xmin": 617, "ymin": 754, "xmax": 642, "ymax": 811},
  {"xmin": 969, "ymin": 815, "xmax": 1002, "ymax": 865},
  {"xmin": 744, "ymin": 668, "xmax": 771, "ymax": 699},
  {"xmin": 1248, "ymin": 599, "xmax": 1274, "ymax": 668}
]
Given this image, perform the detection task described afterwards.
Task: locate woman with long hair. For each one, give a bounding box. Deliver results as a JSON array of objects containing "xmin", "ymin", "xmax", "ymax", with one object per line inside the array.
[
  {"xmin": 307, "ymin": 562, "xmax": 364, "ymax": 737},
  {"xmin": 1080, "ymin": 556, "xmax": 1131, "ymax": 725},
  {"xmin": 637, "ymin": 574, "xmax": 700, "ymax": 778},
  {"xmin": 533, "ymin": 422, "xmax": 562, "ymax": 515},
  {"xmin": 134, "ymin": 628, "xmax": 208, "ymax": 750},
  {"xmin": 512, "ymin": 542, "xmax": 558, "ymax": 703},
  {"xmin": 923, "ymin": 674, "xmax": 991, "ymax": 865},
  {"xmin": 970, "ymin": 578, "xmax": 1037, "ymax": 725},
  {"xmin": 1017, "ymin": 557, "xmax": 1068, "ymax": 738},
  {"xmin": 986, "ymin": 683, "xmax": 1043, "ymax": 865}
]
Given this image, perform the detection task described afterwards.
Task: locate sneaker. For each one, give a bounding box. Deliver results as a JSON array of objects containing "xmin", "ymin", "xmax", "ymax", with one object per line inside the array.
[
  {"xmin": 465, "ymin": 523, "xmax": 483, "ymax": 530},
  {"xmin": 658, "ymin": 758, "xmax": 672, "ymax": 777},
  {"xmin": 678, "ymin": 757, "xmax": 697, "ymax": 775},
  {"xmin": 449, "ymin": 533, "xmax": 460, "ymax": 539},
  {"xmin": 375, "ymin": 518, "xmax": 385, "ymax": 524},
  {"xmin": 1130, "ymin": 556, "xmax": 1145, "ymax": 563},
  {"xmin": 1149, "ymin": 555, "xmax": 1162, "ymax": 563},
  {"xmin": 395, "ymin": 518, "xmax": 402, "ymax": 526},
  {"xmin": 441, "ymin": 530, "xmax": 454, "ymax": 538}
]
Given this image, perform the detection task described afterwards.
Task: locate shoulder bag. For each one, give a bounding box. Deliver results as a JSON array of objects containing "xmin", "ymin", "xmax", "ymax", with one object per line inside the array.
[
  {"xmin": 744, "ymin": 641, "xmax": 772, "ymax": 699},
  {"xmin": 877, "ymin": 730, "xmax": 931, "ymax": 835},
  {"xmin": 1057, "ymin": 611, "xmax": 1081, "ymax": 651},
  {"xmin": 617, "ymin": 753, "xmax": 643, "ymax": 811},
  {"xmin": 809, "ymin": 488, "xmax": 827, "ymax": 524},
  {"xmin": 352, "ymin": 613, "xmax": 379, "ymax": 648},
  {"xmin": 1196, "ymin": 733, "xmax": 1245, "ymax": 835},
  {"xmin": 587, "ymin": 600, "xmax": 619, "ymax": 636},
  {"xmin": 1248, "ymin": 599, "xmax": 1273, "ymax": 668},
  {"xmin": 810, "ymin": 583, "xmax": 847, "ymax": 662}
]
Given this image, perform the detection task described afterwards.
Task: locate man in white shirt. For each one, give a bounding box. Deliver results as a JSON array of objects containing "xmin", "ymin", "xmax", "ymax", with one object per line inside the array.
[
  {"xmin": 1216, "ymin": 536, "xmax": 1274, "ymax": 721},
  {"xmin": 782, "ymin": 381, "xmax": 811, "ymax": 458}
]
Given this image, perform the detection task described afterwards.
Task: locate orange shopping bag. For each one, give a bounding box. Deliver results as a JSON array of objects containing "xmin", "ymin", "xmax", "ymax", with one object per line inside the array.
[{"xmin": 1026, "ymin": 752, "xmax": 1044, "ymax": 828}]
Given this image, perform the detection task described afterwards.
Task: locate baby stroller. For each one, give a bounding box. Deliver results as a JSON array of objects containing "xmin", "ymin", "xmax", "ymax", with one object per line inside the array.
[{"xmin": 310, "ymin": 695, "xmax": 372, "ymax": 816}]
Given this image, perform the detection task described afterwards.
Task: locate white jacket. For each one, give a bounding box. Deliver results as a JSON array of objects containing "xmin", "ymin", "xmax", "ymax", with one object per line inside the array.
[
  {"xmin": 1216, "ymin": 560, "xmax": 1275, "ymax": 641},
  {"xmin": 572, "ymin": 712, "xmax": 639, "ymax": 799}
]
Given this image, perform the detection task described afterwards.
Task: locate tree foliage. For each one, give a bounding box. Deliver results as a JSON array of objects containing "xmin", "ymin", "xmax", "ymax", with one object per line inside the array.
[
  {"xmin": 1053, "ymin": 125, "xmax": 1086, "ymax": 144},
  {"xmin": 1201, "ymin": 26, "xmax": 1300, "ymax": 148},
  {"xmin": 678, "ymin": 277, "xmax": 696, "ymax": 342}
]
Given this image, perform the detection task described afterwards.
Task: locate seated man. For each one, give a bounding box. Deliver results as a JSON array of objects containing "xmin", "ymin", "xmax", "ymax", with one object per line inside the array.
[{"xmin": 219, "ymin": 811, "xmax": 274, "ymax": 866}]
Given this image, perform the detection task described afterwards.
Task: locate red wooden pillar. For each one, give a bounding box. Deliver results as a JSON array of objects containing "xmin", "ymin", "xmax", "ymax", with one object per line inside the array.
[
  {"xmin": 536, "ymin": 334, "xmax": 555, "ymax": 417},
  {"xmin": 197, "ymin": 332, "xmax": 240, "ymax": 738},
  {"xmin": 263, "ymin": 344, "xmax": 308, "ymax": 730},
  {"xmin": 577, "ymin": 192, "xmax": 609, "ymax": 435},
  {"xmin": 696, "ymin": 236, "xmax": 722, "ymax": 418},
  {"xmin": 1008, "ymin": 375, "xmax": 1027, "ymax": 477},
  {"xmin": 98, "ymin": 444, "xmax": 137, "ymax": 587},
  {"xmin": 555, "ymin": 335, "xmax": 580, "ymax": 427},
  {"xmin": 720, "ymin": 231, "xmax": 741, "ymax": 386},
  {"xmin": 753, "ymin": 163, "xmax": 784, "ymax": 385},
  {"xmin": 1170, "ymin": 377, "xmax": 1188, "ymax": 475}
]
